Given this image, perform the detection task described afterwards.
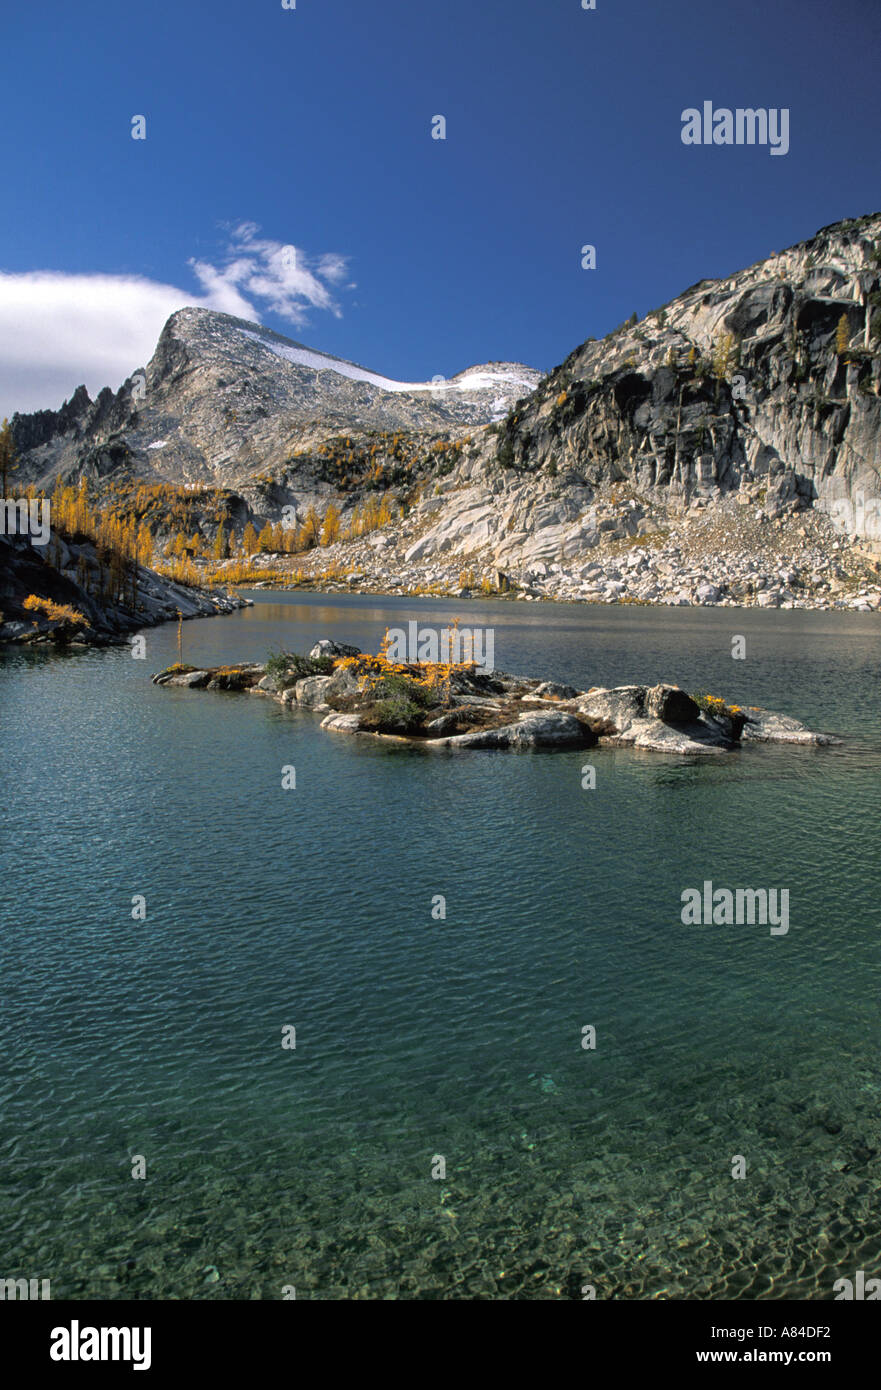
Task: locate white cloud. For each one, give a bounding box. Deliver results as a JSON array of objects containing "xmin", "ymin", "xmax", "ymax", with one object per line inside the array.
[
  {"xmin": 0, "ymin": 226, "xmax": 351, "ymax": 418},
  {"xmin": 189, "ymin": 222, "xmax": 349, "ymax": 325}
]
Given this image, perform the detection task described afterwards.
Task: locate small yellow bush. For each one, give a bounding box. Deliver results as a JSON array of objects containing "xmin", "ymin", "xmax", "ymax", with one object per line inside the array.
[{"xmin": 23, "ymin": 594, "xmax": 89, "ymax": 627}]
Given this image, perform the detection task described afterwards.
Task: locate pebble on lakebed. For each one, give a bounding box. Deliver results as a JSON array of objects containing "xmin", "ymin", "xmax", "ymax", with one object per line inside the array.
[{"xmin": 151, "ymin": 639, "xmax": 839, "ymax": 756}]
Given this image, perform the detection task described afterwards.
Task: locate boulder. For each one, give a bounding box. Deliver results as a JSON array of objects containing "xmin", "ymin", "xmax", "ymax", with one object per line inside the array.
[
  {"xmin": 320, "ymin": 712, "xmax": 364, "ymax": 734},
  {"xmin": 324, "ymin": 662, "xmax": 363, "ymax": 705},
  {"xmin": 646, "ymin": 684, "xmax": 700, "ymax": 724},
  {"xmin": 441, "ymin": 710, "xmax": 596, "ymax": 749},
  {"xmin": 628, "ymin": 720, "xmax": 733, "ymax": 755},
  {"xmin": 424, "ymin": 712, "xmax": 461, "ymax": 736},
  {"xmin": 741, "ymin": 708, "xmax": 839, "ymax": 745},
  {"xmin": 532, "ymin": 681, "xmax": 582, "ymax": 700},
  {"xmin": 576, "ymin": 686, "xmax": 646, "ymax": 732},
  {"xmin": 309, "ymin": 638, "xmax": 361, "ymax": 660},
  {"xmin": 294, "ymin": 674, "xmax": 334, "ymax": 709},
  {"xmin": 166, "ymin": 669, "xmax": 210, "ymax": 688},
  {"xmin": 575, "ymin": 684, "xmax": 738, "ymax": 754}
]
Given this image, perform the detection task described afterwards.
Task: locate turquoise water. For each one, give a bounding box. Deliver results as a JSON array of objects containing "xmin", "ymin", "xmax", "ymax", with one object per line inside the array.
[{"xmin": 2, "ymin": 593, "xmax": 880, "ymax": 1299}]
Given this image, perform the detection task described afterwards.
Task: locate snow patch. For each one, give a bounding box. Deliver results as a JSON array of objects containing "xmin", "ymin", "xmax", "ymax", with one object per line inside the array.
[{"xmin": 236, "ymin": 328, "xmax": 536, "ymax": 399}]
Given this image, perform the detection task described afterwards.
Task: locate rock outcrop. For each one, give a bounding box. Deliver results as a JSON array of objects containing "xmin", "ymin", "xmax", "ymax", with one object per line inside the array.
[
  {"xmin": 152, "ymin": 640, "xmax": 838, "ymax": 757},
  {"xmin": 0, "ymin": 532, "xmax": 248, "ymax": 645}
]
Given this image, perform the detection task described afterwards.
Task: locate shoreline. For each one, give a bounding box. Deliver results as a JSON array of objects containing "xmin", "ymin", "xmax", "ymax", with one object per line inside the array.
[{"xmin": 229, "ymin": 576, "xmax": 881, "ymax": 612}]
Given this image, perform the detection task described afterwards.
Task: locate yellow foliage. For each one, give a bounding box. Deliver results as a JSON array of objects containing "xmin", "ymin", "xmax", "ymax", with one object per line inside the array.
[
  {"xmin": 23, "ymin": 594, "xmax": 89, "ymax": 626},
  {"xmin": 320, "ymin": 502, "xmax": 341, "ymax": 546}
]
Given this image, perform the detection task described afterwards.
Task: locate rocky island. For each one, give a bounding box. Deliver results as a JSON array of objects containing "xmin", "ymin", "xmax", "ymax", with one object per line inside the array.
[{"xmin": 152, "ymin": 637, "xmax": 837, "ymax": 756}]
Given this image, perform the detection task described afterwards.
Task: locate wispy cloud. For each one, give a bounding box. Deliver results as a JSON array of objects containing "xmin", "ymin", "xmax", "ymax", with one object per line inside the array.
[
  {"xmin": 0, "ymin": 225, "xmax": 352, "ymax": 418},
  {"xmin": 190, "ymin": 222, "xmax": 350, "ymax": 325}
]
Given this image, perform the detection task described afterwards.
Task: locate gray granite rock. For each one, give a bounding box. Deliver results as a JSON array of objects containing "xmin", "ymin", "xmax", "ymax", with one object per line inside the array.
[
  {"xmin": 320, "ymin": 712, "xmax": 364, "ymax": 734},
  {"xmin": 741, "ymin": 708, "xmax": 840, "ymax": 745},
  {"xmin": 440, "ymin": 710, "xmax": 596, "ymax": 749},
  {"xmin": 294, "ymin": 674, "xmax": 334, "ymax": 710},
  {"xmin": 308, "ymin": 639, "xmax": 361, "ymax": 660}
]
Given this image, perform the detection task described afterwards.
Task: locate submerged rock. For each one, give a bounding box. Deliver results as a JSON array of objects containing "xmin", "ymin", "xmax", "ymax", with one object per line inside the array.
[{"xmin": 741, "ymin": 708, "xmax": 840, "ymax": 745}]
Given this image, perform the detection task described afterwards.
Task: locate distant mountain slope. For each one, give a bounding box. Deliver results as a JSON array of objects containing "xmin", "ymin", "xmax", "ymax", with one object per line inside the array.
[
  {"xmin": 11, "ymin": 308, "xmax": 542, "ymax": 491},
  {"xmin": 8, "ymin": 212, "xmax": 881, "ymax": 572}
]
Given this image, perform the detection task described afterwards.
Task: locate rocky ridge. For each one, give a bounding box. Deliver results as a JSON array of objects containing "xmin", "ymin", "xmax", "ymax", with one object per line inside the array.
[
  {"xmin": 10, "ymin": 308, "xmax": 542, "ymax": 493},
  {"xmin": 231, "ymin": 478, "xmax": 881, "ymax": 610}
]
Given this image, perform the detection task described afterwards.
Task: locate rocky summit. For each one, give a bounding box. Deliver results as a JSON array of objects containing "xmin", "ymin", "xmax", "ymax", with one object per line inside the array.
[
  {"xmin": 9, "ymin": 213, "xmax": 881, "ymax": 611},
  {"xmin": 11, "ymin": 307, "xmax": 542, "ymax": 492}
]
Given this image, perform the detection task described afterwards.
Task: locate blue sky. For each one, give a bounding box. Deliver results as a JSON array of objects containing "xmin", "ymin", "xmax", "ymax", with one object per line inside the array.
[{"xmin": 1, "ymin": 0, "xmax": 879, "ymax": 416}]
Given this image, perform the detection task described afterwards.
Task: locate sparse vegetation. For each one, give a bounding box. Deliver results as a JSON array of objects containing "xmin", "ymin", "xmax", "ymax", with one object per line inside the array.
[{"xmin": 691, "ymin": 692, "xmax": 743, "ymax": 719}]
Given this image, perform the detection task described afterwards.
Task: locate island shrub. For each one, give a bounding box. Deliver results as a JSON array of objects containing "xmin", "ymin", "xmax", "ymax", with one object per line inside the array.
[
  {"xmin": 360, "ymin": 673, "xmax": 436, "ymax": 732},
  {"xmin": 691, "ymin": 691, "xmax": 743, "ymax": 718},
  {"xmin": 371, "ymin": 689, "xmax": 428, "ymax": 733},
  {"xmin": 368, "ymin": 672, "xmax": 434, "ymax": 708},
  {"xmin": 266, "ymin": 649, "xmax": 334, "ymax": 686}
]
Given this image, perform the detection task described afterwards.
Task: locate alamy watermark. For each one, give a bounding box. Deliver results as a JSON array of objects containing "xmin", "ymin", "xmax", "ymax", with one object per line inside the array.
[
  {"xmin": 827, "ymin": 489, "xmax": 881, "ymax": 541},
  {"xmin": 681, "ymin": 880, "xmax": 790, "ymax": 936},
  {"xmin": 1, "ymin": 497, "xmax": 50, "ymax": 545},
  {"xmin": 834, "ymin": 1270, "xmax": 881, "ymax": 1300},
  {"xmin": 681, "ymin": 102, "xmax": 789, "ymax": 157},
  {"xmin": 385, "ymin": 620, "xmax": 495, "ymax": 673},
  {"xmin": 1, "ymin": 1276, "xmax": 50, "ymax": 1299},
  {"xmin": 50, "ymin": 1321, "xmax": 152, "ymax": 1370}
]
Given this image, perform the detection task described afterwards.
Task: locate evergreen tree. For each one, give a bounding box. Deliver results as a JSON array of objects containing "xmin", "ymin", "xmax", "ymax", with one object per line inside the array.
[
  {"xmin": 712, "ymin": 333, "xmax": 734, "ymax": 379},
  {"xmin": 243, "ymin": 521, "xmax": 258, "ymax": 554},
  {"xmin": 836, "ymin": 313, "xmax": 850, "ymax": 357},
  {"xmin": 0, "ymin": 418, "xmax": 17, "ymax": 495}
]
